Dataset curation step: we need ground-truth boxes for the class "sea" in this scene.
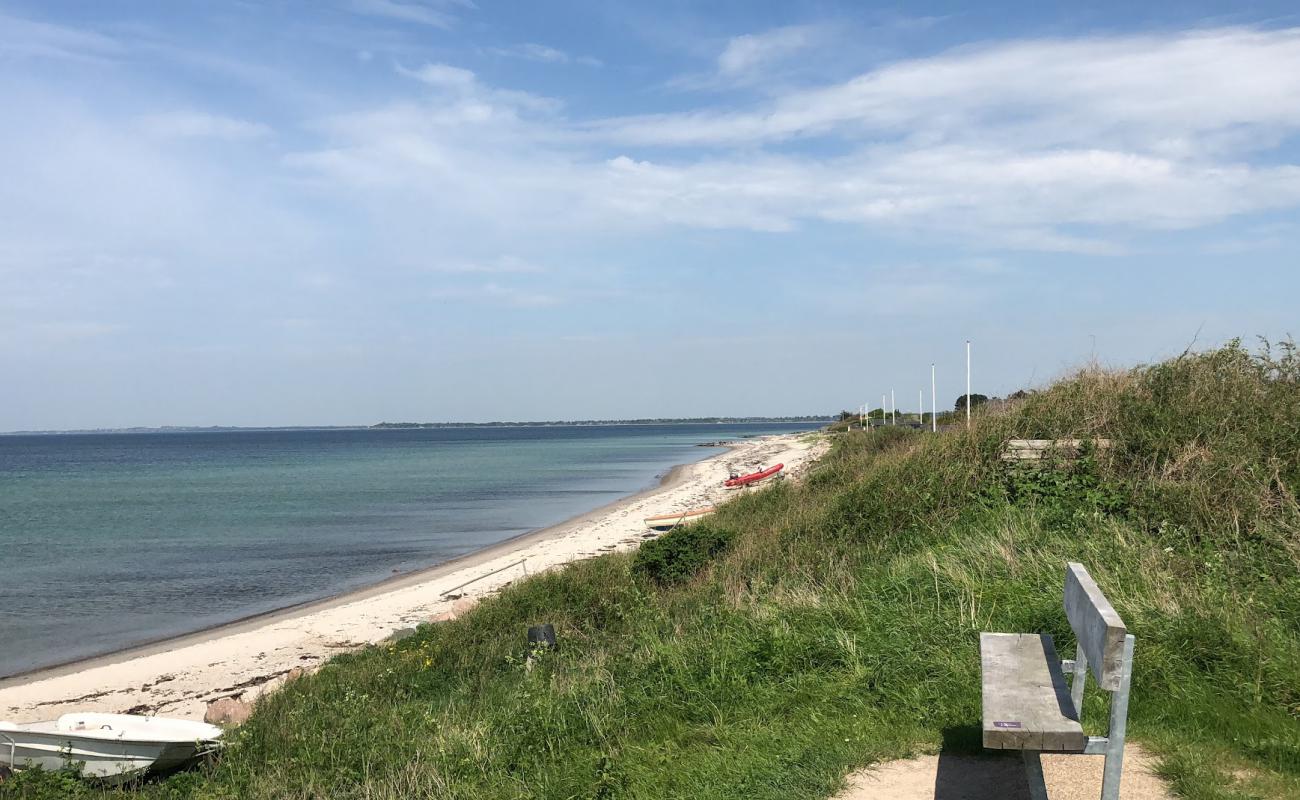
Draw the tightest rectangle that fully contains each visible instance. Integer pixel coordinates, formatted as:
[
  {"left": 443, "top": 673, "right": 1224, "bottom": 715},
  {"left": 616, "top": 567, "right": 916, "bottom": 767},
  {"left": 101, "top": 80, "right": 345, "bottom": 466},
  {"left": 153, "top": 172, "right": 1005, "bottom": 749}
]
[{"left": 0, "top": 422, "right": 822, "bottom": 679}]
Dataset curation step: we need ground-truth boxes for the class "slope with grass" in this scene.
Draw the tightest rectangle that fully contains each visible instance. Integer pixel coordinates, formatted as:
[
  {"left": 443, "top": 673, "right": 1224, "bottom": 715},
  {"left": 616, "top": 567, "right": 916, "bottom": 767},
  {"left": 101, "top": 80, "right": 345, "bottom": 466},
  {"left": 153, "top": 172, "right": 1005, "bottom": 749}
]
[{"left": 4, "top": 341, "right": 1298, "bottom": 800}]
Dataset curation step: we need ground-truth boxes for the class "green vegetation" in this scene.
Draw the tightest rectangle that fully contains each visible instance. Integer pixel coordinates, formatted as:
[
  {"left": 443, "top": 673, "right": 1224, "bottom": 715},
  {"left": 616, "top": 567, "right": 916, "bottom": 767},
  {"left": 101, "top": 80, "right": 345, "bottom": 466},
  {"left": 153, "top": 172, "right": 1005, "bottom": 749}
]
[
  {"left": 5, "top": 340, "right": 1298, "bottom": 799},
  {"left": 631, "top": 520, "right": 737, "bottom": 587}
]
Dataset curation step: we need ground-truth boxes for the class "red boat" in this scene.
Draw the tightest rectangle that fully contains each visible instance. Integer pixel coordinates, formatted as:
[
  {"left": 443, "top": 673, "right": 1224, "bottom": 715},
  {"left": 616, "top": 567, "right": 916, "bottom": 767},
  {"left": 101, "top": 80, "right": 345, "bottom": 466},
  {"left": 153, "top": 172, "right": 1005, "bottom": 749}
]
[{"left": 723, "top": 463, "right": 784, "bottom": 489}]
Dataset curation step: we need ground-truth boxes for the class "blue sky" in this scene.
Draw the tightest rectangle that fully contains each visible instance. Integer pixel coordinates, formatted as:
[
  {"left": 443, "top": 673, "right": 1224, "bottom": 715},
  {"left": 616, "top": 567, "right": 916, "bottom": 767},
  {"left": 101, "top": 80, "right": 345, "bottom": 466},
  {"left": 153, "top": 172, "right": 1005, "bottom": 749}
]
[{"left": 2, "top": 1, "right": 1299, "bottom": 429}]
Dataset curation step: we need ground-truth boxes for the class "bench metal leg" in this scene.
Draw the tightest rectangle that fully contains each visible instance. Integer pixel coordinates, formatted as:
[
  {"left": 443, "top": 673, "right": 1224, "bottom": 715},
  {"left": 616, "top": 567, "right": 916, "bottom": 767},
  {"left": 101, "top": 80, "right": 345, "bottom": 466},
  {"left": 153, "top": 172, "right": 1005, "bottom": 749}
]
[
  {"left": 1021, "top": 750, "right": 1050, "bottom": 800},
  {"left": 1100, "top": 635, "right": 1136, "bottom": 800},
  {"left": 1070, "top": 644, "right": 1088, "bottom": 717}
]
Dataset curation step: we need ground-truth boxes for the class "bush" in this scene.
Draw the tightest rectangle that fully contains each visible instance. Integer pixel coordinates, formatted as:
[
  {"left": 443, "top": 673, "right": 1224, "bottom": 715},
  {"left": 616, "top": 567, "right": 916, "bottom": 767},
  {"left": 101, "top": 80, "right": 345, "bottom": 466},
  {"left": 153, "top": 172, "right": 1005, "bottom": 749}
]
[{"left": 632, "top": 520, "right": 736, "bottom": 586}]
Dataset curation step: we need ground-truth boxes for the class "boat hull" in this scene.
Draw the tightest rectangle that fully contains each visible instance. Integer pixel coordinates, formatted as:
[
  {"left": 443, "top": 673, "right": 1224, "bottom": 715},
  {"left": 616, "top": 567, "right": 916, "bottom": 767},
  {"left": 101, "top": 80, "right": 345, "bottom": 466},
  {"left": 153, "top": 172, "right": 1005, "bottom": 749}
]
[
  {"left": 0, "top": 714, "right": 222, "bottom": 783},
  {"left": 723, "top": 463, "right": 784, "bottom": 489}
]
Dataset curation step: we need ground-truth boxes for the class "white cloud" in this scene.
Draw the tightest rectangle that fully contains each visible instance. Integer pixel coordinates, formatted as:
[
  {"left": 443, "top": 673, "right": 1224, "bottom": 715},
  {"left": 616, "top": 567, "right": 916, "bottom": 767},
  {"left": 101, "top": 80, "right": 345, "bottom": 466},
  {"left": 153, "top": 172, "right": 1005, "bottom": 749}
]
[
  {"left": 9, "top": 16, "right": 1300, "bottom": 322},
  {"left": 487, "top": 43, "right": 602, "bottom": 67},
  {"left": 717, "top": 25, "right": 822, "bottom": 78},
  {"left": 347, "top": 0, "right": 472, "bottom": 29},
  {"left": 283, "top": 22, "right": 1300, "bottom": 249},
  {"left": 601, "top": 27, "right": 1300, "bottom": 150},
  {"left": 0, "top": 12, "right": 121, "bottom": 61},
  {"left": 393, "top": 62, "right": 560, "bottom": 114},
  {"left": 667, "top": 24, "right": 828, "bottom": 91},
  {"left": 399, "top": 62, "right": 477, "bottom": 90},
  {"left": 139, "top": 111, "right": 271, "bottom": 141}
]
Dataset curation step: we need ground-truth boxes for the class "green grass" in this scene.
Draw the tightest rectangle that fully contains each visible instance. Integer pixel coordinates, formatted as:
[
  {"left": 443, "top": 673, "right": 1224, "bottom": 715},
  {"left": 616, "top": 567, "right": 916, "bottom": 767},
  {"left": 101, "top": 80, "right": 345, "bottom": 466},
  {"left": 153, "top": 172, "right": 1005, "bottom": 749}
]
[{"left": 5, "top": 339, "right": 1298, "bottom": 799}]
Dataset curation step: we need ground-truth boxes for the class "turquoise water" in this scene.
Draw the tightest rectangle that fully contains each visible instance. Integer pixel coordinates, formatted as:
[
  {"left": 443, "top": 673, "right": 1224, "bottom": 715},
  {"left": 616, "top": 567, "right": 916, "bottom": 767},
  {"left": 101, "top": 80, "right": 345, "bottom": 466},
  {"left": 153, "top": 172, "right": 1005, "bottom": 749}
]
[{"left": 0, "top": 423, "right": 820, "bottom": 678}]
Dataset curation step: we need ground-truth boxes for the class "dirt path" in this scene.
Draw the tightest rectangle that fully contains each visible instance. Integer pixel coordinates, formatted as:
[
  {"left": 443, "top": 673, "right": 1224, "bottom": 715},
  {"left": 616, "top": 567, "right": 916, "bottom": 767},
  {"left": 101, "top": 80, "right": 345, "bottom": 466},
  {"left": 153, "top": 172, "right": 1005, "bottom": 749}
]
[{"left": 836, "top": 744, "right": 1172, "bottom": 799}]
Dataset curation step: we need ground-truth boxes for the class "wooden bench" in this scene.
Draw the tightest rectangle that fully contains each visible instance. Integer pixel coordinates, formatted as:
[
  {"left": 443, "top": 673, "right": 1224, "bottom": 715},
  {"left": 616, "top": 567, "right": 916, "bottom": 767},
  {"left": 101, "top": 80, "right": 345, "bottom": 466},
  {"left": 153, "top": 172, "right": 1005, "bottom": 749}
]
[
  {"left": 981, "top": 563, "right": 1135, "bottom": 800},
  {"left": 1001, "top": 439, "right": 1113, "bottom": 464}
]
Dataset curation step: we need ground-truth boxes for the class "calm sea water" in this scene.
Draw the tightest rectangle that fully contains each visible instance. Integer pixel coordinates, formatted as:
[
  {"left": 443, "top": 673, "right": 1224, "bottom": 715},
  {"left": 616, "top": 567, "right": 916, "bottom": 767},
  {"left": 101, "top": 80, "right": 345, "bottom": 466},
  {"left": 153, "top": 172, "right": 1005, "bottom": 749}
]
[{"left": 0, "top": 423, "right": 820, "bottom": 678}]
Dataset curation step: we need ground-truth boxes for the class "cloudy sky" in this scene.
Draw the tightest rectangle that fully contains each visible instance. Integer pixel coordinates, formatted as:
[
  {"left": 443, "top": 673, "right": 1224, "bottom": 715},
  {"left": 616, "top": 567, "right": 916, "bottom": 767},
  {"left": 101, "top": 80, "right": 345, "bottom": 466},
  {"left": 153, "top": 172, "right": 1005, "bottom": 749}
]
[{"left": 3, "top": 1, "right": 1298, "bottom": 429}]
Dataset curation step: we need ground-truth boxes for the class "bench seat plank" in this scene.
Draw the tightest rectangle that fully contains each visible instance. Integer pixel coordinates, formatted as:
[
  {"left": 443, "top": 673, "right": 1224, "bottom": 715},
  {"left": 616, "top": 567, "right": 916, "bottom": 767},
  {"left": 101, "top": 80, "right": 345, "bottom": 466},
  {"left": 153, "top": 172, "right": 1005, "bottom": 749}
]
[{"left": 981, "top": 632, "right": 1086, "bottom": 752}]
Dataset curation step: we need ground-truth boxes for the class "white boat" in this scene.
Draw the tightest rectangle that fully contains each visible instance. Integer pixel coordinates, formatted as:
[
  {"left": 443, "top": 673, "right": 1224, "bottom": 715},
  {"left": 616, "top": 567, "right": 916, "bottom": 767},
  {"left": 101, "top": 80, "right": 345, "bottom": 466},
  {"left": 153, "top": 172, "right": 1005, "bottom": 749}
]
[
  {"left": 643, "top": 506, "right": 715, "bottom": 530},
  {"left": 0, "top": 713, "right": 224, "bottom": 783}
]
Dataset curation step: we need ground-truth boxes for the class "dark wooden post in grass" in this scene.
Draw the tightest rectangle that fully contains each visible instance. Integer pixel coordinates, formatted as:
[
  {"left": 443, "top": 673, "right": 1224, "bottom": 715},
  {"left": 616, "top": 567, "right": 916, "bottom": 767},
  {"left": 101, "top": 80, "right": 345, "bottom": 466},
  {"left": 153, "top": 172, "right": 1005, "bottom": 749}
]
[
  {"left": 528, "top": 624, "right": 557, "bottom": 650},
  {"left": 526, "top": 624, "right": 556, "bottom": 672}
]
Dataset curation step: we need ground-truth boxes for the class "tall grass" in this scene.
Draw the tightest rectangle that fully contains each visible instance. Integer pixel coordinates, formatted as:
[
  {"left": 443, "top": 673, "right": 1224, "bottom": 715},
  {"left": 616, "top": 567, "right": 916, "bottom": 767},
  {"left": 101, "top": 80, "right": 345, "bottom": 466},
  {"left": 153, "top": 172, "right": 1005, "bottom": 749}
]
[{"left": 5, "top": 340, "right": 1298, "bottom": 799}]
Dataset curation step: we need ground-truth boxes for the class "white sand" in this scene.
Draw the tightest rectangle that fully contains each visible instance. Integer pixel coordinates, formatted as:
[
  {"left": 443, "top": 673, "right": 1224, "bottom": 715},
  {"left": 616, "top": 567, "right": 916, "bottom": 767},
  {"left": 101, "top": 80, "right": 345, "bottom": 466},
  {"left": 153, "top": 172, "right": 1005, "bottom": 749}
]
[{"left": 0, "top": 432, "right": 827, "bottom": 723}]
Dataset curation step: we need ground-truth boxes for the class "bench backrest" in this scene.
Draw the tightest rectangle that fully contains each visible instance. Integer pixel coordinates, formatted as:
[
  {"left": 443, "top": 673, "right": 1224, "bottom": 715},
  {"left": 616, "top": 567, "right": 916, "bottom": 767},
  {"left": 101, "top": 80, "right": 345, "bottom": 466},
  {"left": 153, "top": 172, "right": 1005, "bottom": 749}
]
[{"left": 1063, "top": 562, "right": 1128, "bottom": 691}]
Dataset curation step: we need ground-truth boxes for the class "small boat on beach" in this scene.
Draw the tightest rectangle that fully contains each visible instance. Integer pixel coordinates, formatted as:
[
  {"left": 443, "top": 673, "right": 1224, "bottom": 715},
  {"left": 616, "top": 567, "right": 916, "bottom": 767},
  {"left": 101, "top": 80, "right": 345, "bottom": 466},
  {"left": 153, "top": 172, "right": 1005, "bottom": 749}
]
[
  {"left": 643, "top": 507, "right": 716, "bottom": 530},
  {"left": 0, "top": 713, "right": 224, "bottom": 783},
  {"left": 723, "top": 463, "right": 783, "bottom": 490}
]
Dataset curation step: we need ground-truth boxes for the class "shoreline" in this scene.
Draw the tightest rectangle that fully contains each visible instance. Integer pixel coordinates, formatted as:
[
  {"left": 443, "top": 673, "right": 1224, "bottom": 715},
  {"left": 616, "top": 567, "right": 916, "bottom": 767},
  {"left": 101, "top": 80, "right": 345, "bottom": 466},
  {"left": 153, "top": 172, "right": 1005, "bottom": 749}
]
[
  {"left": 2, "top": 421, "right": 833, "bottom": 437},
  {"left": 0, "top": 455, "right": 706, "bottom": 688},
  {"left": 0, "top": 432, "right": 828, "bottom": 722}
]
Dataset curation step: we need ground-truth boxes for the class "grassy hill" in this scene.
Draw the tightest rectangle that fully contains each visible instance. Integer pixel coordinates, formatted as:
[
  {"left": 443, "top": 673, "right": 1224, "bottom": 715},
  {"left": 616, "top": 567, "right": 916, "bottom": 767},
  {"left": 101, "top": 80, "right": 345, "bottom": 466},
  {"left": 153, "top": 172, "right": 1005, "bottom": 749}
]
[{"left": 6, "top": 340, "right": 1298, "bottom": 800}]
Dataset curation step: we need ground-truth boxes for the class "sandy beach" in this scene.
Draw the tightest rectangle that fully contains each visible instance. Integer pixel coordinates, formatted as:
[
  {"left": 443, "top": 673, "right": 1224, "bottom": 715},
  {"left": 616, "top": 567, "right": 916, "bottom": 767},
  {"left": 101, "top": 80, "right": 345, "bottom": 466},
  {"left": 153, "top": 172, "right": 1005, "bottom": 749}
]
[{"left": 0, "top": 432, "right": 827, "bottom": 723}]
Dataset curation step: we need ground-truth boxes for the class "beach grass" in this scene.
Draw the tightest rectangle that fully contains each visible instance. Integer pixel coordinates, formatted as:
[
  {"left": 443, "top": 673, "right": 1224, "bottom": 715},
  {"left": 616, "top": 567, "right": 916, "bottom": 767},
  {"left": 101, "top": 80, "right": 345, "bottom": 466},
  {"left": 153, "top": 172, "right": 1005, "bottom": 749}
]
[{"left": 4, "top": 339, "right": 1298, "bottom": 799}]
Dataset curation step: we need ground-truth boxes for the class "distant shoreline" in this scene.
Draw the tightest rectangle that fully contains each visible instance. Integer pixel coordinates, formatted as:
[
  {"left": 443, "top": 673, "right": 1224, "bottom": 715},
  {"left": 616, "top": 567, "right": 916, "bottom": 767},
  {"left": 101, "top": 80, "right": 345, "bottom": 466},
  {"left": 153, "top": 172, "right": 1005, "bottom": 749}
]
[{"left": 1, "top": 418, "right": 833, "bottom": 436}]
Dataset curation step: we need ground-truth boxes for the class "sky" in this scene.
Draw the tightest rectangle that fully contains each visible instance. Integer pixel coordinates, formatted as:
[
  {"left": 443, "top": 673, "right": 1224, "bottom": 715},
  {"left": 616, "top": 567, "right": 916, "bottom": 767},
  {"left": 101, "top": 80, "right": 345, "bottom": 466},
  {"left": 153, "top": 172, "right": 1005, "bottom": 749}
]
[{"left": 2, "top": 1, "right": 1299, "bottom": 429}]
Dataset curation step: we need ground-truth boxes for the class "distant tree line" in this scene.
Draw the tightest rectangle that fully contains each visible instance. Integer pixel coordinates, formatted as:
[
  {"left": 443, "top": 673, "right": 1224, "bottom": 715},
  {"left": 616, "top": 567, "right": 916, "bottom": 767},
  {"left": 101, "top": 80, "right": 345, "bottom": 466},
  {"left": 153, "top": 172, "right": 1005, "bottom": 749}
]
[{"left": 373, "top": 416, "right": 834, "bottom": 429}]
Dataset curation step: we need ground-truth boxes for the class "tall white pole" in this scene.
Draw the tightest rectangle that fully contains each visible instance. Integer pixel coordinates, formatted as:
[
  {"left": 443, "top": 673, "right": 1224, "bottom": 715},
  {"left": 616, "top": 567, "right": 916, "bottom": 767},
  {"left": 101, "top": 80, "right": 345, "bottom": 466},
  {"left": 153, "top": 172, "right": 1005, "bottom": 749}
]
[
  {"left": 930, "top": 363, "right": 937, "bottom": 433},
  {"left": 965, "top": 340, "right": 972, "bottom": 428},
  {"left": 890, "top": 389, "right": 895, "bottom": 425},
  {"left": 919, "top": 389, "right": 923, "bottom": 428},
  {"left": 881, "top": 394, "right": 886, "bottom": 428}
]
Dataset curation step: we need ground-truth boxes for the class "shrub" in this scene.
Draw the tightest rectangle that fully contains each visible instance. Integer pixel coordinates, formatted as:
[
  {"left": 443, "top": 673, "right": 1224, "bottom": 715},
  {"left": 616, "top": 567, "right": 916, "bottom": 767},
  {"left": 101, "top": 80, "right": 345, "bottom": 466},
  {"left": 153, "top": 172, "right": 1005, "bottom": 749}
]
[{"left": 632, "top": 520, "right": 736, "bottom": 586}]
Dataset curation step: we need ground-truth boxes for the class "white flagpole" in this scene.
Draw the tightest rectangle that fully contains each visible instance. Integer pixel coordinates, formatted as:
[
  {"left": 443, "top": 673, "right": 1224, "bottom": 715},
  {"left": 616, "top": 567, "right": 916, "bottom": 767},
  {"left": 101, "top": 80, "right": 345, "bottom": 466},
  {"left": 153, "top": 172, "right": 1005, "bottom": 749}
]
[
  {"left": 881, "top": 394, "right": 886, "bottom": 428},
  {"left": 930, "top": 363, "right": 937, "bottom": 433},
  {"left": 965, "top": 340, "right": 972, "bottom": 428},
  {"left": 919, "top": 389, "right": 923, "bottom": 429},
  {"left": 890, "top": 389, "right": 895, "bottom": 425}
]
